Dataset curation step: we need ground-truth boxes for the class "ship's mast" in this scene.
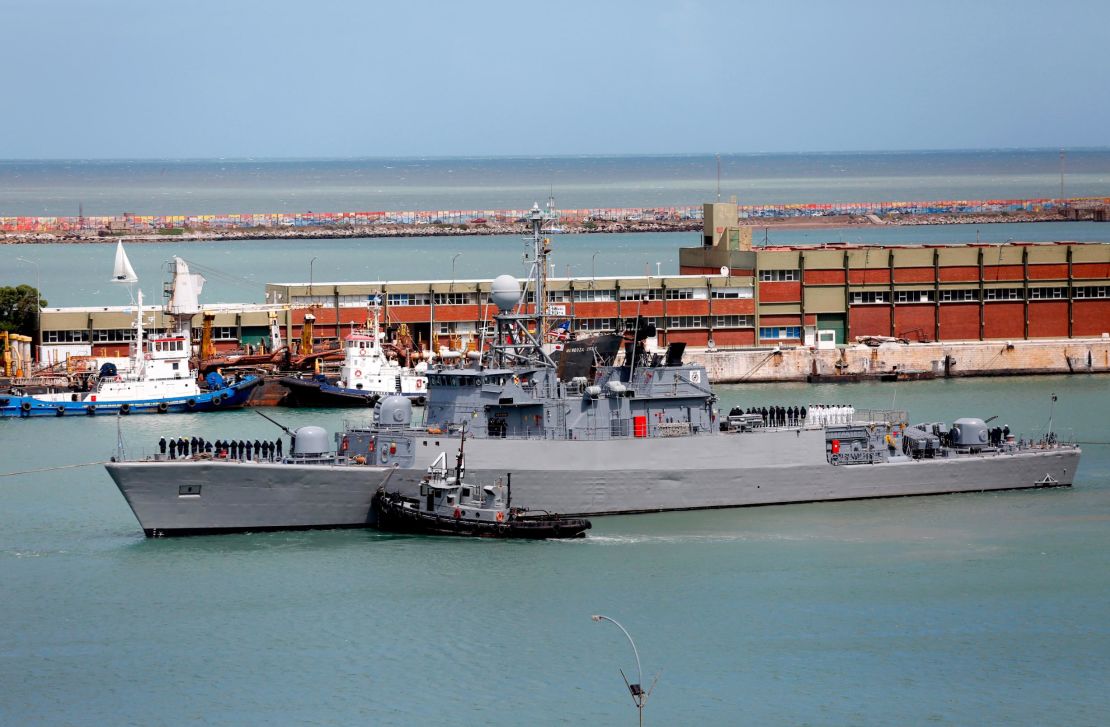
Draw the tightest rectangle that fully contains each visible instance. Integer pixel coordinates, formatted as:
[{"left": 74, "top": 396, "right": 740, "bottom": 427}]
[{"left": 523, "top": 202, "right": 552, "bottom": 339}]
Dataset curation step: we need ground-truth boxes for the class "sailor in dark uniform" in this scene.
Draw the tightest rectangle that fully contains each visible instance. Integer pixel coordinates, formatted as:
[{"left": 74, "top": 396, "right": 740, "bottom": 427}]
[
  {"left": 276, "top": 439, "right": 283, "bottom": 459},
  {"left": 244, "top": 441, "right": 253, "bottom": 461},
  {"left": 253, "top": 440, "right": 262, "bottom": 459},
  {"left": 168, "top": 439, "right": 177, "bottom": 459},
  {"left": 230, "top": 440, "right": 238, "bottom": 459},
  {"left": 159, "top": 437, "right": 167, "bottom": 454}
]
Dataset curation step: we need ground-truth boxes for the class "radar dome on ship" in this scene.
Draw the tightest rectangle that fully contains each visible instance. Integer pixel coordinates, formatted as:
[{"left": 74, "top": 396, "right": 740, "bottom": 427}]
[{"left": 490, "top": 274, "right": 521, "bottom": 312}]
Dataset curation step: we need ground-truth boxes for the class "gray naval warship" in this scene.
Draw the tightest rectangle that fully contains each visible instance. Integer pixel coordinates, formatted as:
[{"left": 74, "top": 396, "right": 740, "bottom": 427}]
[{"left": 105, "top": 205, "right": 1081, "bottom": 536}]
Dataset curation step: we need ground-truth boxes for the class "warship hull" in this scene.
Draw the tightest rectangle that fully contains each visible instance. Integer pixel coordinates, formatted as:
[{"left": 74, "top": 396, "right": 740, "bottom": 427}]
[
  {"left": 106, "top": 460, "right": 397, "bottom": 536},
  {"left": 105, "top": 429, "right": 1080, "bottom": 536}
]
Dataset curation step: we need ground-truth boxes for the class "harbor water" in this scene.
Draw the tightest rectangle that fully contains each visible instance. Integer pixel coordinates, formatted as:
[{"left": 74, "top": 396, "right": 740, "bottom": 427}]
[
  {"left": 3, "top": 222, "right": 1110, "bottom": 308},
  {"left": 2, "top": 375, "right": 1108, "bottom": 725}
]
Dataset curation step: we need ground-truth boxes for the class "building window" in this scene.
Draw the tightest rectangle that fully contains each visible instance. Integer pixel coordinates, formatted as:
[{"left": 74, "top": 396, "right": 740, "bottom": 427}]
[
  {"left": 758, "top": 269, "right": 799, "bottom": 282},
  {"left": 1074, "top": 286, "right": 1109, "bottom": 299},
  {"left": 759, "top": 326, "right": 802, "bottom": 340},
  {"left": 939, "top": 289, "right": 979, "bottom": 302},
  {"left": 893, "top": 290, "right": 935, "bottom": 303},
  {"left": 547, "top": 290, "right": 572, "bottom": 303},
  {"left": 1029, "top": 287, "right": 1067, "bottom": 300},
  {"left": 712, "top": 315, "right": 754, "bottom": 328},
  {"left": 619, "top": 288, "right": 663, "bottom": 301},
  {"left": 849, "top": 291, "right": 890, "bottom": 304},
  {"left": 984, "top": 288, "right": 1023, "bottom": 301},
  {"left": 664, "top": 288, "right": 694, "bottom": 300},
  {"left": 576, "top": 318, "right": 616, "bottom": 332},
  {"left": 666, "top": 316, "right": 703, "bottom": 329},
  {"left": 572, "top": 289, "right": 616, "bottom": 302},
  {"left": 387, "top": 293, "right": 430, "bottom": 306},
  {"left": 711, "top": 287, "right": 753, "bottom": 299},
  {"left": 92, "top": 328, "right": 137, "bottom": 343},
  {"left": 43, "top": 330, "right": 90, "bottom": 343},
  {"left": 434, "top": 292, "right": 476, "bottom": 306}
]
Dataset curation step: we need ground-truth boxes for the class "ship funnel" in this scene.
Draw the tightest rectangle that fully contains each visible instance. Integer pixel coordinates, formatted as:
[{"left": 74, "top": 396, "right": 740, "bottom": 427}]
[
  {"left": 490, "top": 274, "right": 521, "bottom": 312},
  {"left": 167, "top": 257, "right": 205, "bottom": 315}
]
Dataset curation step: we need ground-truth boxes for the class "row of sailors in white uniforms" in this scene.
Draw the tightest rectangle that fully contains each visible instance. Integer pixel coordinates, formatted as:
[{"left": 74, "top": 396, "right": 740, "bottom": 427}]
[{"left": 807, "top": 404, "right": 855, "bottom": 426}]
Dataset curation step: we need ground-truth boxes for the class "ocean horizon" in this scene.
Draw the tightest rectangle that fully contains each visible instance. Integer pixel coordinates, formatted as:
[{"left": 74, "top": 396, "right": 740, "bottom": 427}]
[{"left": 2, "top": 148, "right": 1109, "bottom": 218}]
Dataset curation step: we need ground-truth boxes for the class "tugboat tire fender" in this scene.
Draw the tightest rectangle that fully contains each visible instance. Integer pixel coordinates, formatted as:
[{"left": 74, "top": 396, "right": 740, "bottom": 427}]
[
  {"left": 157, "top": 402, "right": 169, "bottom": 413},
  {"left": 86, "top": 405, "right": 95, "bottom": 415},
  {"left": 186, "top": 399, "right": 197, "bottom": 409},
  {"left": 119, "top": 403, "right": 130, "bottom": 415},
  {"left": 211, "top": 396, "right": 222, "bottom": 407},
  {"left": 56, "top": 405, "right": 66, "bottom": 416},
  {"left": 20, "top": 401, "right": 31, "bottom": 413}
]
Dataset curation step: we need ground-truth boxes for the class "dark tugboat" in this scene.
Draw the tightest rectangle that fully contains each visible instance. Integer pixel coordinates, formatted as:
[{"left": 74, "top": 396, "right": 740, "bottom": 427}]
[{"left": 371, "top": 437, "right": 591, "bottom": 539}]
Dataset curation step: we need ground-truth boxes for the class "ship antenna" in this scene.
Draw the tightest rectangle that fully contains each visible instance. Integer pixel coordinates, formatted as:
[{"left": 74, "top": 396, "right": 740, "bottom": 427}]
[
  {"left": 454, "top": 423, "right": 467, "bottom": 482},
  {"left": 1047, "top": 392, "right": 1057, "bottom": 442}
]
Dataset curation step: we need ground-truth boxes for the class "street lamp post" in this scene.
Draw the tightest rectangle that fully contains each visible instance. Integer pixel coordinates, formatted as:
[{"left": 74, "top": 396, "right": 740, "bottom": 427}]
[
  {"left": 451, "top": 252, "right": 462, "bottom": 282},
  {"left": 591, "top": 614, "right": 657, "bottom": 726},
  {"left": 309, "top": 256, "right": 318, "bottom": 302},
  {"left": 16, "top": 257, "right": 41, "bottom": 365},
  {"left": 592, "top": 250, "right": 600, "bottom": 280}
]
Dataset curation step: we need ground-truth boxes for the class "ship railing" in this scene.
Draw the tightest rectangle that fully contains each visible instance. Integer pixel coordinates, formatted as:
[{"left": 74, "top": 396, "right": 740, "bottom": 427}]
[{"left": 850, "top": 409, "right": 908, "bottom": 426}]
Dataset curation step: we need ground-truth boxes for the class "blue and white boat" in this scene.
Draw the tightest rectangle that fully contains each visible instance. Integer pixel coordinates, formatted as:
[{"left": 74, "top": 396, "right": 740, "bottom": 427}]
[{"left": 1, "top": 244, "right": 259, "bottom": 418}]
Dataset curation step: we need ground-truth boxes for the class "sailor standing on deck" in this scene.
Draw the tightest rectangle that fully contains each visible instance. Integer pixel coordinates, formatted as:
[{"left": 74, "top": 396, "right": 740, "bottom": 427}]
[
  {"left": 276, "top": 439, "right": 283, "bottom": 459},
  {"left": 168, "top": 439, "right": 177, "bottom": 459},
  {"left": 159, "top": 437, "right": 167, "bottom": 455}
]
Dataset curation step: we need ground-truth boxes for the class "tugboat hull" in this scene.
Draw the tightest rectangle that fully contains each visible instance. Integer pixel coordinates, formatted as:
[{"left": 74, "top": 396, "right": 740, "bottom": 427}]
[
  {"left": 1, "top": 376, "right": 261, "bottom": 417},
  {"left": 278, "top": 377, "right": 380, "bottom": 408},
  {"left": 371, "top": 490, "right": 591, "bottom": 539}
]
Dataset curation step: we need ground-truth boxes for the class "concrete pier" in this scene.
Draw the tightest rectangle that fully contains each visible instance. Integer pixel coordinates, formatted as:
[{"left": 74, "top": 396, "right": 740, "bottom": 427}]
[{"left": 689, "top": 337, "right": 1110, "bottom": 383}]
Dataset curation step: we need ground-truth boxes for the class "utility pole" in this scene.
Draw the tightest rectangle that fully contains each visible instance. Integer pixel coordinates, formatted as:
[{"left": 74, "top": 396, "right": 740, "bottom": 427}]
[
  {"left": 1060, "top": 149, "right": 1066, "bottom": 201},
  {"left": 716, "top": 154, "right": 721, "bottom": 202}
]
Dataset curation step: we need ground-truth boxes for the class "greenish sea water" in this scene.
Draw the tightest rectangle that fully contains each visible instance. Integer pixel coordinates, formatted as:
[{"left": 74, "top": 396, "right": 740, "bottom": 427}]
[
  {"left": 2, "top": 221, "right": 1109, "bottom": 308},
  {"left": 2, "top": 375, "right": 1107, "bottom": 725}
]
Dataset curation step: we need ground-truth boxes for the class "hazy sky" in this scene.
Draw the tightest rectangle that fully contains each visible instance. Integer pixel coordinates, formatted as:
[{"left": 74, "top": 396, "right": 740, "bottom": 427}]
[{"left": 2, "top": 0, "right": 1108, "bottom": 159}]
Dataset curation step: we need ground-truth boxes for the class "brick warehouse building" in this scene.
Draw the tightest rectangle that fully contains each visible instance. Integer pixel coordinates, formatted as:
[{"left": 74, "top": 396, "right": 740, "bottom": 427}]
[
  {"left": 33, "top": 202, "right": 1110, "bottom": 363},
  {"left": 680, "top": 202, "right": 1110, "bottom": 345}
]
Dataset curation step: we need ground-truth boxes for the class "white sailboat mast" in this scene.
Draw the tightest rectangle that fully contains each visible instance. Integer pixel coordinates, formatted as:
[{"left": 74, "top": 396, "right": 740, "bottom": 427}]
[
  {"left": 111, "top": 242, "right": 143, "bottom": 375},
  {"left": 133, "top": 288, "right": 145, "bottom": 376}
]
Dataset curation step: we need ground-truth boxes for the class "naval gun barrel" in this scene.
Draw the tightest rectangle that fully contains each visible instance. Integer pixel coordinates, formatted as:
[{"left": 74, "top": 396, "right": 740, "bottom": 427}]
[{"left": 253, "top": 409, "right": 295, "bottom": 437}]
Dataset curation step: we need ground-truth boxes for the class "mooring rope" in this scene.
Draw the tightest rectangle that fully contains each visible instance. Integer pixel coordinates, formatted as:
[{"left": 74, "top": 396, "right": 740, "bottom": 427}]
[{"left": 0, "top": 461, "right": 105, "bottom": 478}]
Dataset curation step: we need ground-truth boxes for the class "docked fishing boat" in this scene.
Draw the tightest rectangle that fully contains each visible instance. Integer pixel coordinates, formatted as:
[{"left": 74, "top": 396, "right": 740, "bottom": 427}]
[
  {"left": 371, "top": 445, "right": 591, "bottom": 539},
  {"left": 279, "top": 299, "right": 427, "bottom": 407},
  {"left": 1, "top": 244, "right": 258, "bottom": 417}
]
